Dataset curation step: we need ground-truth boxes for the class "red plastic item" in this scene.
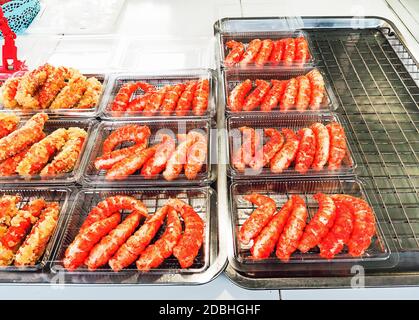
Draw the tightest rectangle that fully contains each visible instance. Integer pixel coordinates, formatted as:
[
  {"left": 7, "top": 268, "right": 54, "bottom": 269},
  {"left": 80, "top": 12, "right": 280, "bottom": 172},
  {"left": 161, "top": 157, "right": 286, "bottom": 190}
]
[{"left": 0, "top": 6, "right": 26, "bottom": 75}]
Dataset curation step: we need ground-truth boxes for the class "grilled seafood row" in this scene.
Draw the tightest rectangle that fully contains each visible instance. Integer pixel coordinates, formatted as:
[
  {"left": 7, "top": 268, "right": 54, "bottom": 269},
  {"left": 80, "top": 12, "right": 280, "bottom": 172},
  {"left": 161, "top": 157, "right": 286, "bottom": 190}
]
[
  {"left": 0, "top": 113, "right": 87, "bottom": 178},
  {"left": 63, "top": 196, "right": 204, "bottom": 272},
  {"left": 111, "top": 79, "right": 210, "bottom": 116},
  {"left": 0, "top": 64, "right": 102, "bottom": 111},
  {"left": 224, "top": 37, "right": 311, "bottom": 67},
  {"left": 94, "top": 124, "right": 208, "bottom": 181},
  {"left": 232, "top": 122, "right": 349, "bottom": 174},
  {"left": 0, "top": 195, "right": 60, "bottom": 266},
  {"left": 228, "top": 69, "right": 325, "bottom": 112},
  {"left": 239, "top": 193, "right": 376, "bottom": 261}
]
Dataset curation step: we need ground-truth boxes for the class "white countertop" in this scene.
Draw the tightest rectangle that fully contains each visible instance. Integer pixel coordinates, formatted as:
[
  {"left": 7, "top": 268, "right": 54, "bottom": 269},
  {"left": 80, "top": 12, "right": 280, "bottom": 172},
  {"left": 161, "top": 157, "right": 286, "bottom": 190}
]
[{"left": 2, "top": 0, "right": 419, "bottom": 300}]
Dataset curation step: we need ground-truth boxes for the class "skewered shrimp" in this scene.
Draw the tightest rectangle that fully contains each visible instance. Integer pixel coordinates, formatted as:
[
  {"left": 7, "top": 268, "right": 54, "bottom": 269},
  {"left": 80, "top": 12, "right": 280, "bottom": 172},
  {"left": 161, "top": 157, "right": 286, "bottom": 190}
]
[
  {"left": 254, "top": 39, "right": 274, "bottom": 66},
  {"left": 242, "top": 79, "right": 271, "bottom": 112},
  {"left": 1, "top": 199, "right": 47, "bottom": 251},
  {"left": 319, "top": 201, "right": 354, "bottom": 259},
  {"left": 228, "top": 79, "right": 252, "bottom": 112},
  {"left": 49, "top": 73, "right": 88, "bottom": 109},
  {"left": 249, "top": 128, "right": 284, "bottom": 170},
  {"left": 295, "top": 128, "right": 316, "bottom": 174},
  {"left": 260, "top": 80, "right": 287, "bottom": 112},
  {"left": 298, "top": 193, "right": 336, "bottom": 253},
  {"left": 136, "top": 206, "right": 182, "bottom": 271},
  {"left": 141, "top": 134, "right": 175, "bottom": 178},
  {"left": 185, "top": 131, "right": 207, "bottom": 180},
  {"left": 276, "top": 195, "right": 308, "bottom": 262},
  {"left": 94, "top": 143, "right": 147, "bottom": 171},
  {"left": 282, "top": 38, "right": 296, "bottom": 66},
  {"left": 80, "top": 195, "right": 148, "bottom": 232},
  {"left": 238, "top": 194, "right": 276, "bottom": 245},
  {"left": 75, "top": 77, "right": 102, "bottom": 109},
  {"left": 280, "top": 78, "right": 298, "bottom": 111},
  {"left": 15, "top": 64, "right": 50, "bottom": 109},
  {"left": 40, "top": 127, "right": 87, "bottom": 177},
  {"left": 310, "top": 122, "right": 330, "bottom": 171},
  {"left": 102, "top": 125, "right": 151, "bottom": 154},
  {"left": 1, "top": 77, "right": 21, "bottom": 109},
  {"left": 326, "top": 122, "right": 347, "bottom": 170},
  {"left": 225, "top": 40, "right": 245, "bottom": 67},
  {"left": 0, "top": 113, "right": 19, "bottom": 138},
  {"left": 306, "top": 69, "right": 325, "bottom": 110},
  {"left": 111, "top": 82, "right": 142, "bottom": 111},
  {"left": 16, "top": 128, "right": 68, "bottom": 176},
  {"left": 175, "top": 81, "right": 197, "bottom": 116},
  {"left": 143, "top": 86, "right": 169, "bottom": 116},
  {"left": 240, "top": 39, "right": 262, "bottom": 65},
  {"left": 14, "top": 202, "right": 59, "bottom": 266},
  {"left": 295, "top": 37, "right": 310, "bottom": 63},
  {"left": 270, "top": 128, "right": 299, "bottom": 173},
  {"left": 63, "top": 213, "right": 121, "bottom": 271},
  {"left": 109, "top": 205, "right": 168, "bottom": 271},
  {"left": 269, "top": 39, "right": 286, "bottom": 64},
  {"left": 192, "top": 79, "right": 209, "bottom": 116},
  {"left": 163, "top": 133, "right": 195, "bottom": 181},
  {"left": 37, "top": 66, "right": 67, "bottom": 109},
  {"left": 85, "top": 210, "right": 144, "bottom": 270},
  {"left": 160, "top": 83, "right": 186, "bottom": 115},
  {"left": 0, "top": 113, "right": 48, "bottom": 162},
  {"left": 0, "top": 195, "right": 21, "bottom": 226},
  {"left": 331, "top": 195, "right": 375, "bottom": 257},
  {"left": 251, "top": 197, "right": 294, "bottom": 259},
  {"left": 105, "top": 145, "right": 157, "bottom": 180},
  {"left": 295, "top": 76, "right": 311, "bottom": 111},
  {"left": 168, "top": 199, "right": 204, "bottom": 269}
]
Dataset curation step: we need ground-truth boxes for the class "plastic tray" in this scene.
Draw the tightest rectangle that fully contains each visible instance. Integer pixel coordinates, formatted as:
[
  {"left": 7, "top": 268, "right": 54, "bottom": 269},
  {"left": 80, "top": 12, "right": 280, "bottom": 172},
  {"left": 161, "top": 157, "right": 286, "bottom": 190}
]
[
  {"left": 228, "top": 178, "right": 391, "bottom": 273},
  {"left": 0, "top": 73, "right": 108, "bottom": 118},
  {"left": 222, "top": 66, "right": 337, "bottom": 114},
  {"left": 0, "top": 186, "right": 73, "bottom": 272},
  {"left": 0, "top": 119, "right": 95, "bottom": 185},
  {"left": 218, "top": 30, "right": 315, "bottom": 69},
  {"left": 100, "top": 69, "right": 217, "bottom": 120},
  {"left": 51, "top": 187, "right": 214, "bottom": 276},
  {"left": 81, "top": 119, "right": 215, "bottom": 186},
  {"left": 226, "top": 113, "right": 356, "bottom": 179}
]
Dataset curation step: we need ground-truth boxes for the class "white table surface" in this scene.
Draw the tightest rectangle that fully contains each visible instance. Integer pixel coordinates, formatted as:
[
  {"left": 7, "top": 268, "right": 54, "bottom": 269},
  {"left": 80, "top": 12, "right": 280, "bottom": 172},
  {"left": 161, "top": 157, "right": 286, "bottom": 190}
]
[{"left": 2, "top": 0, "right": 419, "bottom": 300}]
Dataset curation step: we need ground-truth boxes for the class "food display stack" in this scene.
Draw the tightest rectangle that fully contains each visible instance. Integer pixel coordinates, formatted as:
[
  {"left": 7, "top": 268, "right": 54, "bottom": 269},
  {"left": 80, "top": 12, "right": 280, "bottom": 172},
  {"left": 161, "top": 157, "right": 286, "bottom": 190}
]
[{"left": 216, "top": 28, "right": 391, "bottom": 278}]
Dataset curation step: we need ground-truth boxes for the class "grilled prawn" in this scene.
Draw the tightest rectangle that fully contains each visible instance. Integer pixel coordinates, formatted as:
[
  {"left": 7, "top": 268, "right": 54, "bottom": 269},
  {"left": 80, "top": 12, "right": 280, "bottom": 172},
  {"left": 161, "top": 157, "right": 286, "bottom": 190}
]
[
  {"left": 254, "top": 39, "right": 274, "bottom": 66},
  {"left": 295, "top": 37, "right": 310, "bottom": 63},
  {"left": 111, "top": 82, "right": 142, "bottom": 111},
  {"left": 141, "top": 134, "right": 176, "bottom": 178},
  {"left": 295, "top": 76, "right": 311, "bottom": 111},
  {"left": 306, "top": 69, "right": 325, "bottom": 110},
  {"left": 228, "top": 79, "right": 252, "bottom": 112},
  {"left": 326, "top": 122, "right": 347, "bottom": 170},
  {"left": 269, "top": 39, "right": 286, "bottom": 64},
  {"left": 249, "top": 128, "right": 284, "bottom": 170},
  {"left": 310, "top": 122, "right": 330, "bottom": 171},
  {"left": 163, "top": 132, "right": 195, "bottom": 181},
  {"left": 260, "top": 80, "right": 287, "bottom": 112},
  {"left": 242, "top": 79, "right": 271, "bottom": 112},
  {"left": 94, "top": 143, "right": 147, "bottom": 171},
  {"left": 295, "top": 128, "right": 316, "bottom": 174},
  {"left": 185, "top": 131, "right": 207, "bottom": 180},
  {"left": 143, "top": 86, "right": 169, "bottom": 116},
  {"left": 225, "top": 40, "right": 245, "bottom": 67},
  {"left": 102, "top": 125, "right": 151, "bottom": 155},
  {"left": 192, "top": 79, "right": 209, "bottom": 116},
  {"left": 160, "top": 83, "right": 186, "bottom": 115},
  {"left": 280, "top": 78, "right": 298, "bottom": 111},
  {"left": 270, "top": 128, "right": 299, "bottom": 173},
  {"left": 240, "top": 39, "right": 262, "bottom": 65},
  {"left": 282, "top": 38, "right": 296, "bottom": 66},
  {"left": 176, "top": 81, "right": 197, "bottom": 116}
]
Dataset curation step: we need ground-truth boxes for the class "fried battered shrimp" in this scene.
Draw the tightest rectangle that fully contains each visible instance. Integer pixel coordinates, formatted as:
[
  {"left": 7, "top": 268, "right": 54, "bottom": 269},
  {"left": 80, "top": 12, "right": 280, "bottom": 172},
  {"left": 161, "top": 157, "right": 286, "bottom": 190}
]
[
  {"left": 49, "top": 73, "right": 88, "bottom": 109},
  {"left": 14, "top": 202, "right": 59, "bottom": 266},
  {"left": 0, "top": 113, "right": 20, "bottom": 138},
  {"left": 1, "top": 77, "right": 22, "bottom": 109},
  {"left": 0, "top": 195, "right": 21, "bottom": 226},
  {"left": 16, "top": 128, "right": 68, "bottom": 176},
  {"left": 75, "top": 77, "right": 102, "bottom": 109},
  {"left": 40, "top": 127, "right": 87, "bottom": 177},
  {"left": 15, "top": 64, "right": 50, "bottom": 109},
  {"left": 37, "top": 66, "right": 67, "bottom": 109}
]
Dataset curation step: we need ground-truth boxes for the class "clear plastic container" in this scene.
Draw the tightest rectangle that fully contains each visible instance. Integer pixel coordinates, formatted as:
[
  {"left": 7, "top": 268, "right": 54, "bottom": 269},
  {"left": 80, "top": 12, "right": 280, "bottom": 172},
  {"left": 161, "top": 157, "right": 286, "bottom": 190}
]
[
  {"left": 222, "top": 66, "right": 337, "bottom": 114},
  {"left": 0, "top": 72, "right": 108, "bottom": 118},
  {"left": 226, "top": 113, "right": 356, "bottom": 179},
  {"left": 51, "top": 187, "right": 215, "bottom": 276},
  {"left": 0, "top": 119, "right": 96, "bottom": 185},
  {"left": 218, "top": 30, "right": 315, "bottom": 69},
  {"left": 228, "top": 178, "right": 391, "bottom": 273},
  {"left": 0, "top": 186, "right": 73, "bottom": 272},
  {"left": 100, "top": 69, "right": 217, "bottom": 120},
  {"left": 81, "top": 119, "right": 215, "bottom": 186}
]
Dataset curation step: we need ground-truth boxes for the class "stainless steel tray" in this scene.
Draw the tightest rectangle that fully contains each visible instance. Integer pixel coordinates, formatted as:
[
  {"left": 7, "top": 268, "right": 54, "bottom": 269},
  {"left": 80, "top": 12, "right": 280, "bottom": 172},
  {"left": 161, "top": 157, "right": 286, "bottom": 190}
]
[
  {"left": 81, "top": 119, "right": 216, "bottom": 186},
  {"left": 216, "top": 16, "right": 419, "bottom": 289},
  {"left": 0, "top": 73, "right": 108, "bottom": 119},
  {"left": 0, "top": 119, "right": 96, "bottom": 185},
  {"left": 100, "top": 69, "right": 217, "bottom": 120},
  {"left": 226, "top": 112, "right": 356, "bottom": 178},
  {"left": 222, "top": 67, "right": 337, "bottom": 114}
]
